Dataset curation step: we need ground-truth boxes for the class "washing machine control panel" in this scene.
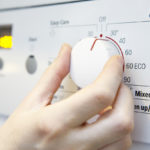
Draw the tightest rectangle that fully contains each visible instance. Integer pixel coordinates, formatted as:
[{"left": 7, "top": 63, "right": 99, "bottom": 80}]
[{"left": 0, "top": 0, "right": 150, "bottom": 149}]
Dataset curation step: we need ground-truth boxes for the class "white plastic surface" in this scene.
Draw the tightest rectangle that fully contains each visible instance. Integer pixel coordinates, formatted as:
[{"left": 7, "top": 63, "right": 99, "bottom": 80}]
[
  {"left": 0, "top": 0, "right": 84, "bottom": 9},
  {"left": 70, "top": 37, "right": 121, "bottom": 88}
]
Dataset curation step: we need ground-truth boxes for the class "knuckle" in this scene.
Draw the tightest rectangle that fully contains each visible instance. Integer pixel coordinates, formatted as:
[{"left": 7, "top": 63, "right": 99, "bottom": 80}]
[
  {"left": 38, "top": 117, "right": 66, "bottom": 138},
  {"left": 114, "top": 114, "right": 134, "bottom": 135},
  {"left": 93, "top": 87, "right": 115, "bottom": 107}
]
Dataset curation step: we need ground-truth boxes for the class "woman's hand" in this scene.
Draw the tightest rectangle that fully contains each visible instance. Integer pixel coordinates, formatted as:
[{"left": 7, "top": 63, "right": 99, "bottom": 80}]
[{"left": 0, "top": 44, "right": 134, "bottom": 150}]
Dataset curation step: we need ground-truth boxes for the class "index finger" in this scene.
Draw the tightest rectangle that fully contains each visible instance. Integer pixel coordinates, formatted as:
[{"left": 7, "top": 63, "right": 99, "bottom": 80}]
[
  {"left": 46, "top": 55, "right": 124, "bottom": 127},
  {"left": 19, "top": 44, "right": 72, "bottom": 111}
]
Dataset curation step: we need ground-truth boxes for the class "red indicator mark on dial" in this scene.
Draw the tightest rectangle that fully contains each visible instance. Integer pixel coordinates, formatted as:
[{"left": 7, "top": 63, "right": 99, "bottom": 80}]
[
  {"left": 90, "top": 35, "right": 108, "bottom": 51},
  {"left": 90, "top": 39, "right": 99, "bottom": 51},
  {"left": 100, "top": 34, "right": 103, "bottom": 38}
]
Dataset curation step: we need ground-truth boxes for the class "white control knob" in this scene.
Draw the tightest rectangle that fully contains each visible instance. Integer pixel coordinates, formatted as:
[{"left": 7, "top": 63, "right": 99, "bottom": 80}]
[{"left": 70, "top": 35, "right": 124, "bottom": 88}]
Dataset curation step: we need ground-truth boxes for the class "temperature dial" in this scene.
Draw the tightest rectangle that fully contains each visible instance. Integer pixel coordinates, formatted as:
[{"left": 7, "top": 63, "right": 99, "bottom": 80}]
[{"left": 70, "top": 35, "right": 124, "bottom": 88}]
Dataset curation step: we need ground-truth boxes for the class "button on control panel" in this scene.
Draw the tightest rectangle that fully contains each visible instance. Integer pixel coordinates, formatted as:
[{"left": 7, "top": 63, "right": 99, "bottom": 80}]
[
  {"left": 26, "top": 55, "right": 37, "bottom": 74},
  {"left": 0, "top": 58, "right": 3, "bottom": 70}
]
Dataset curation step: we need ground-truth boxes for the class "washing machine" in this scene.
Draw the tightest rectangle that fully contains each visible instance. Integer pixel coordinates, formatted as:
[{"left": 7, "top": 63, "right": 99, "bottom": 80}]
[{"left": 0, "top": 0, "right": 150, "bottom": 149}]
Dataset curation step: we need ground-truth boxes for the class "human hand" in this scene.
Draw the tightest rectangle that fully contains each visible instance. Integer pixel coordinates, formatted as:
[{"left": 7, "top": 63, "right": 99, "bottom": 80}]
[{"left": 0, "top": 44, "right": 134, "bottom": 150}]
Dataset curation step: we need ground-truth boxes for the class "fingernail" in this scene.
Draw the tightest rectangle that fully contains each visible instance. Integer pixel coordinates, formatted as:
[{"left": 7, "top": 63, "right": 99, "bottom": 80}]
[
  {"left": 117, "top": 55, "right": 125, "bottom": 72},
  {"left": 62, "top": 43, "right": 72, "bottom": 50},
  {"left": 59, "top": 43, "right": 72, "bottom": 55},
  {"left": 117, "top": 55, "right": 124, "bottom": 64}
]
